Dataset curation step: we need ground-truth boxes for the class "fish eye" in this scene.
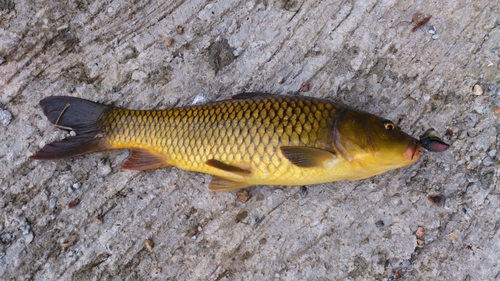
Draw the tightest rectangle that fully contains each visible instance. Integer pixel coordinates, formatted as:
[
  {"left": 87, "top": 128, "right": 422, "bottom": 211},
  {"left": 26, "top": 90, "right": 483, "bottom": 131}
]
[{"left": 384, "top": 122, "right": 395, "bottom": 131}]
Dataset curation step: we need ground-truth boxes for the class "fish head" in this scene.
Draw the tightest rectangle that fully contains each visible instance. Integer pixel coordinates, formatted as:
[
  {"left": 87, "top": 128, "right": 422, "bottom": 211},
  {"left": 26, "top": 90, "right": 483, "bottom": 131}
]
[{"left": 334, "top": 109, "right": 421, "bottom": 174}]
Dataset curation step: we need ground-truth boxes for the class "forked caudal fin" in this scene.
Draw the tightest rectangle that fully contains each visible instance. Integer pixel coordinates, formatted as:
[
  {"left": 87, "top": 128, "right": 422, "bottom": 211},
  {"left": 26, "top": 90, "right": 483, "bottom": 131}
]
[{"left": 30, "top": 96, "right": 110, "bottom": 160}]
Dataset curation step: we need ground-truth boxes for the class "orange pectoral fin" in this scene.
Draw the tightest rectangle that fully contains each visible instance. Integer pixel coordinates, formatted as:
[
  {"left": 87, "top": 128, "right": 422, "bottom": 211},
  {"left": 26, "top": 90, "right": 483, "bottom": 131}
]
[
  {"left": 280, "top": 146, "right": 337, "bottom": 167},
  {"left": 122, "top": 148, "right": 169, "bottom": 170}
]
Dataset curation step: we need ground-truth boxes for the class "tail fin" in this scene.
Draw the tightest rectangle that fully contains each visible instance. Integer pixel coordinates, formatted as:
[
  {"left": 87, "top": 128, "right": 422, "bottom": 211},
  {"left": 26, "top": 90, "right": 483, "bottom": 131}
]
[{"left": 31, "top": 96, "right": 111, "bottom": 160}]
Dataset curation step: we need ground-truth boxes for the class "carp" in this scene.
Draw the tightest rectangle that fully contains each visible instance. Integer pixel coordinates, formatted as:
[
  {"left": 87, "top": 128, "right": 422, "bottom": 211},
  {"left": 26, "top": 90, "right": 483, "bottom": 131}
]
[{"left": 31, "top": 93, "right": 423, "bottom": 191}]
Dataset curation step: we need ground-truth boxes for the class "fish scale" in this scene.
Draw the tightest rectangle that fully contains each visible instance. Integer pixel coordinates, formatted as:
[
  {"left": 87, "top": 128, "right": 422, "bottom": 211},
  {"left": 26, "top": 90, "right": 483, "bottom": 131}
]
[
  {"left": 101, "top": 96, "right": 336, "bottom": 185},
  {"left": 31, "top": 93, "right": 422, "bottom": 191}
]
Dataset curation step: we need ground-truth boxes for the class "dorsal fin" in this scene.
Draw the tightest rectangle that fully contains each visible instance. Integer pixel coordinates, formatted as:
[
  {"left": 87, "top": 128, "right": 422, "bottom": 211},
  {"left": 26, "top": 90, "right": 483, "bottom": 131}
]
[
  {"left": 230, "top": 92, "right": 276, "bottom": 100},
  {"left": 122, "top": 148, "right": 169, "bottom": 170},
  {"left": 280, "top": 146, "right": 336, "bottom": 168}
]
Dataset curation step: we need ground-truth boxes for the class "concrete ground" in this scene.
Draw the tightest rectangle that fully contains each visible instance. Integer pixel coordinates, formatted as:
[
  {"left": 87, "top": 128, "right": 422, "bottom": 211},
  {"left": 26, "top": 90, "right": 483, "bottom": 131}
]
[{"left": 1, "top": 0, "right": 499, "bottom": 280}]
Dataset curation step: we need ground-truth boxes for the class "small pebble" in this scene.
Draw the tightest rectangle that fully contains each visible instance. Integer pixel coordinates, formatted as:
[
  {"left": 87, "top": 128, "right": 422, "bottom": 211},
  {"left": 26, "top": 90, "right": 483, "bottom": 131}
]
[
  {"left": 20, "top": 223, "right": 30, "bottom": 235},
  {"left": 488, "top": 149, "right": 497, "bottom": 157},
  {"left": 191, "top": 94, "right": 207, "bottom": 105},
  {"left": 233, "top": 46, "right": 244, "bottom": 57},
  {"left": 415, "top": 226, "right": 425, "bottom": 238},
  {"left": 375, "top": 220, "right": 385, "bottom": 227},
  {"left": 431, "top": 34, "right": 440, "bottom": 40},
  {"left": 21, "top": 232, "right": 37, "bottom": 243},
  {"left": 0, "top": 108, "right": 12, "bottom": 126},
  {"left": 72, "top": 183, "right": 81, "bottom": 189},
  {"left": 412, "top": 12, "right": 424, "bottom": 23},
  {"left": 450, "top": 233, "right": 457, "bottom": 241},
  {"left": 167, "top": 37, "right": 174, "bottom": 46},
  {"left": 250, "top": 215, "right": 260, "bottom": 226},
  {"left": 482, "top": 156, "right": 493, "bottom": 166},
  {"left": 235, "top": 211, "right": 248, "bottom": 223},
  {"left": 311, "top": 46, "right": 321, "bottom": 53},
  {"left": 0, "top": 57, "right": 5, "bottom": 65},
  {"left": 259, "top": 238, "right": 267, "bottom": 245},
  {"left": 67, "top": 198, "right": 80, "bottom": 209},
  {"left": 49, "top": 197, "right": 58, "bottom": 209},
  {"left": 300, "top": 82, "right": 310, "bottom": 92},
  {"left": 61, "top": 234, "right": 78, "bottom": 248},
  {"left": 236, "top": 190, "right": 250, "bottom": 203},
  {"left": 428, "top": 194, "right": 445, "bottom": 206},
  {"left": 488, "top": 84, "right": 498, "bottom": 92},
  {"left": 428, "top": 25, "right": 436, "bottom": 34},
  {"left": 0, "top": 252, "right": 5, "bottom": 259},
  {"left": 145, "top": 239, "right": 154, "bottom": 252},
  {"left": 99, "top": 162, "right": 111, "bottom": 176},
  {"left": 93, "top": 215, "right": 103, "bottom": 224},
  {"left": 417, "top": 239, "right": 425, "bottom": 246},
  {"left": 176, "top": 25, "right": 184, "bottom": 35},
  {"left": 300, "top": 186, "right": 308, "bottom": 197},
  {"left": 494, "top": 106, "right": 500, "bottom": 115},
  {"left": 473, "top": 84, "right": 483, "bottom": 95},
  {"left": 69, "top": 234, "right": 78, "bottom": 243},
  {"left": 66, "top": 86, "right": 75, "bottom": 93}
]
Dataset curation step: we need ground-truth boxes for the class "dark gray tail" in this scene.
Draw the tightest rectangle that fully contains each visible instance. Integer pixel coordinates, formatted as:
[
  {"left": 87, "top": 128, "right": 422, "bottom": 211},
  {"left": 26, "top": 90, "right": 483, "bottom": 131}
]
[{"left": 30, "top": 96, "right": 110, "bottom": 160}]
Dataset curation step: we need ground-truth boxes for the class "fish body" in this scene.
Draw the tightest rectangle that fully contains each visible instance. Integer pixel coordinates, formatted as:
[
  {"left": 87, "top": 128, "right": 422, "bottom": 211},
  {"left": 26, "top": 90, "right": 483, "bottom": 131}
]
[{"left": 31, "top": 93, "right": 421, "bottom": 191}]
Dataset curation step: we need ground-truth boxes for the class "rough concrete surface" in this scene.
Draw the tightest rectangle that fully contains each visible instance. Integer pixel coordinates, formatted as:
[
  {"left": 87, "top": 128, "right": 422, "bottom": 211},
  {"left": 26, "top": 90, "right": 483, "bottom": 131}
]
[{"left": 1, "top": 0, "right": 499, "bottom": 280}]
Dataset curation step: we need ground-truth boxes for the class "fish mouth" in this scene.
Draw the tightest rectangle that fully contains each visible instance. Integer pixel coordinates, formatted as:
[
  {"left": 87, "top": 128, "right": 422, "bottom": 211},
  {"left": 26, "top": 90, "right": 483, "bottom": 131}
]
[{"left": 404, "top": 139, "right": 422, "bottom": 161}]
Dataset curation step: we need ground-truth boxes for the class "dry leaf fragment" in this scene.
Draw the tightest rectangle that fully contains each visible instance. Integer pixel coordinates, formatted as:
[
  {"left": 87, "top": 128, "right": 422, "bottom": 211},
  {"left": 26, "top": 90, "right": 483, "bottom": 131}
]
[
  {"left": 67, "top": 198, "right": 80, "bottom": 209},
  {"left": 428, "top": 194, "right": 445, "bottom": 206},
  {"left": 415, "top": 226, "right": 425, "bottom": 238},
  {"left": 93, "top": 215, "right": 103, "bottom": 224},
  {"left": 176, "top": 25, "right": 184, "bottom": 35},
  {"left": 236, "top": 190, "right": 250, "bottom": 203},
  {"left": 145, "top": 239, "right": 154, "bottom": 252}
]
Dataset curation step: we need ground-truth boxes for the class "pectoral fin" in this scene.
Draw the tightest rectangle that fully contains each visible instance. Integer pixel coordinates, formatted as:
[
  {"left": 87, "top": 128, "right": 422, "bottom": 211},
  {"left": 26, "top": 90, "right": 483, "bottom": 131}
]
[
  {"left": 280, "top": 146, "right": 336, "bottom": 168},
  {"left": 209, "top": 176, "right": 250, "bottom": 192},
  {"left": 122, "top": 148, "right": 169, "bottom": 170}
]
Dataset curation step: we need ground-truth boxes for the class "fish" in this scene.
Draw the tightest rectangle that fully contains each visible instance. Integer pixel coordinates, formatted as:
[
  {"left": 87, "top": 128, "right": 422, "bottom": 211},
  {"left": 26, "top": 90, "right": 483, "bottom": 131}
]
[{"left": 30, "top": 93, "right": 422, "bottom": 191}]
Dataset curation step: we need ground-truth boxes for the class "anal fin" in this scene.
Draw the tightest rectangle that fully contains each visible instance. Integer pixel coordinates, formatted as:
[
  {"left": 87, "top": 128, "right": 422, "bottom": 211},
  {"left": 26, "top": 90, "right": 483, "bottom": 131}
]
[
  {"left": 209, "top": 176, "right": 250, "bottom": 192},
  {"left": 122, "top": 148, "right": 169, "bottom": 170}
]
